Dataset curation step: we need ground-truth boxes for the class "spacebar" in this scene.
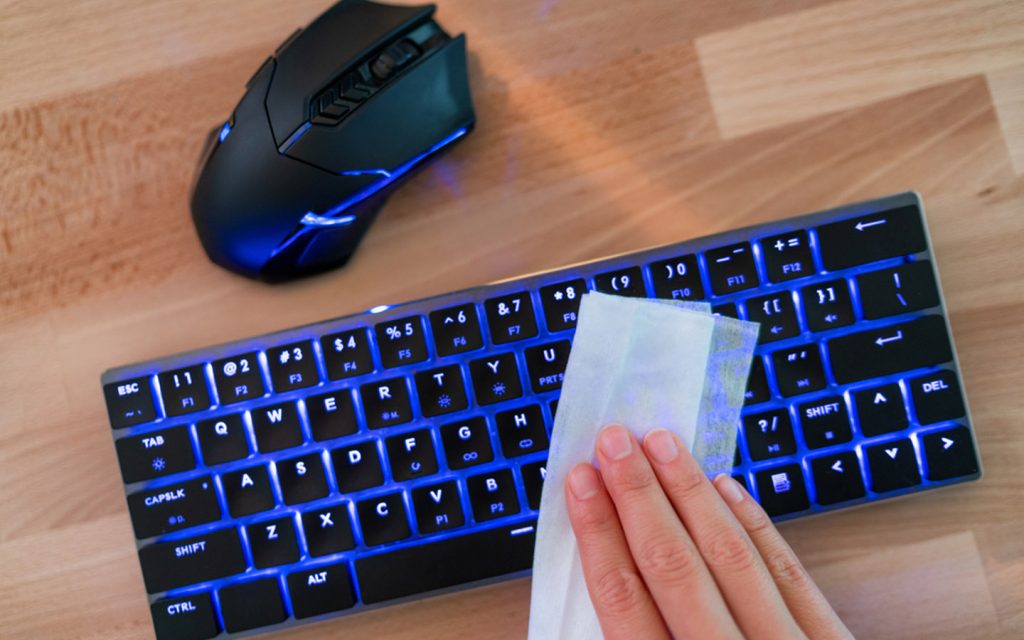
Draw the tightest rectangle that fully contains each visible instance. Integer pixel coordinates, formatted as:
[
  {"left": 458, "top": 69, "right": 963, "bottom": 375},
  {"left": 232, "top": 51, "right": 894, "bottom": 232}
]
[{"left": 355, "top": 520, "right": 537, "bottom": 604}]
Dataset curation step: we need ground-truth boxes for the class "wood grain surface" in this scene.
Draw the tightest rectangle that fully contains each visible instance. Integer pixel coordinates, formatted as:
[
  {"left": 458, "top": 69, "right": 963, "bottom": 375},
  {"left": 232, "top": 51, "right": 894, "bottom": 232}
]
[{"left": 1, "top": 1, "right": 1022, "bottom": 638}]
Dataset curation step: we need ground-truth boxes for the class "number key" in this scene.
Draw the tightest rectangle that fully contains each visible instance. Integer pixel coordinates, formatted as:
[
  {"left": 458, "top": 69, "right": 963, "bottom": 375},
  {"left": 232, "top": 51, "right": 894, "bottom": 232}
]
[
  {"left": 212, "top": 354, "right": 264, "bottom": 404},
  {"left": 375, "top": 316, "right": 429, "bottom": 368},
  {"left": 320, "top": 328, "right": 374, "bottom": 379},
  {"left": 267, "top": 341, "right": 319, "bottom": 392},
  {"left": 485, "top": 292, "right": 538, "bottom": 344},
  {"left": 594, "top": 266, "right": 645, "bottom": 297},
  {"left": 539, "top": 279, "right": 586, "bottom": 332},
  {"left": 430, "top": 304, "right": 484, "bottom": 356},
  {"left": 159, "top": 365, "right": 211, "bottom": 416},
  {"left": 648, "top": 254, "right": 704, "bottom": 301}
]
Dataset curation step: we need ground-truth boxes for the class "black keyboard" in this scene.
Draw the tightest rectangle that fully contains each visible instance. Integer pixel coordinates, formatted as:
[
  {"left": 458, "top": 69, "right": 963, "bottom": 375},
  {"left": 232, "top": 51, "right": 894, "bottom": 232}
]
[{"left": 101, "top": 192, "right": 979, "bottom": 639}]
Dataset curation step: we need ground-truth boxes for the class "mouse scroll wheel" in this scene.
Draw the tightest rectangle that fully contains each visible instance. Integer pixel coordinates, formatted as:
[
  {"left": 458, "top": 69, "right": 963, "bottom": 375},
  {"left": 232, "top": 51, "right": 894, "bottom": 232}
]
[{"left": 370, "top": 40, "right": 421, "bottom": 81}]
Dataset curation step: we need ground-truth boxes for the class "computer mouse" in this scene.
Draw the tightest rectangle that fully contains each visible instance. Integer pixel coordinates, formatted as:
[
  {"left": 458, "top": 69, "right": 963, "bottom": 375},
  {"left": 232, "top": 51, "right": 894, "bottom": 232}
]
[{"left": 190, "top": 0, "right": 475, "bottom": 282}]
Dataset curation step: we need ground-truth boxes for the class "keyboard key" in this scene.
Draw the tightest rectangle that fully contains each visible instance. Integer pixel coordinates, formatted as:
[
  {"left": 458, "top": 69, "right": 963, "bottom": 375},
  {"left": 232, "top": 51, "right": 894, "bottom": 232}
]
[
  {"left": 247, "top": 516, "right": 299, "bottom": 568},
  {"left": 770, "top": 345, "right": 826, "bottom": 397},
  {"left": 595, "top": 266, "right": 645, "bottom": 297},
  {"left": 355, "top": 520, "right": 536, "bottom": 604},
  {"left": 430, "top": 303, "right": 484, "bottom": 356},
  {"left": 321, "top": 328, "right": 374, "bottom": 379},
  {"left": 853, "top": 383, "right": 908, "bottom": 436},
  {"left": 139, "top": 527, "right": 247, "bottom": 593},
  {"left": 909, "top": 370, "right": 966, "bottom": 425},
  {"left": 801, "top": 279, "right": 855, "bottom": 332},
  {"left": 385, "top": 429, "right": 438, "bottom": 481},
  {"left": 539, "top": 279, "right": 586, "bottom": 332},
  {"left": 648, "top": 254, "right": 704, "bottom": 300},
  {"left": 127, "top": 476, "right": 220, "bottom": 539},
  {"left": 440, "top": 417, "right": 494, "bottom": 469},
  {"left": 116, "top": 426, "right": 195, "bottom": 483},
  {"left": 412, "top": 480, "right": 465, "bottom": 533},
  {"left": 159, "top": 365, "right": 211, "bottom": 417},
  {"left": 151, "top": 593, "right": 218, "bottom": 640},
  {"left": 754, "top": 464, "right": 809, "bottom": 517},
  {"left": 469, "top": 352, "right": 523, "bottom": 405},
  {"left": 415, "top": 364, "right": 468, "bottom": 417},
  {"left": 712, "top": 302, "right": 738, "bottom": 318},
  {"left": 521, "top": 461, "right": 547, "bottom": 510},
  {"left": 357, "top": 493, "right": 411, "bottom": 545},
  {"left": 524, "top": 341, "right": 571, "bottom": 393},
  {"left": 857, "top": 261, "right": 939, "bottom": 319},
  {"left": 302, "top": 504, "right": 355, "bottom": 556},
  {"left": 306, "top": 390, "right": 358, "bottom": 441},
  {"left": 196, "top": 414, "right": 249, "bottom": 465},
  {"left": 828, "top": 316, "right": 952, "bottom": 384},
  {"left": 810, "top": 452, "right": 865, "bottom": 505},
  {"left": 360, "top": 377, "right": 413, "bottom": 428},
  {"left": 104, "top": 376, "right": 156, "bottom": 428},
  {"left": 744, "top": 357, "right": 771, "bottom": 405},
  {"left": 331, "top": 441, "right": 384, "bottom": 492},
  {"left": 212, "top": 353, "right": 264, "bottom": 404},
  {"left": 468, "top": 468, "right": 520, "bottom": 522},
  {"left": 496, "top": 405, "right": 549, "bottom": 457},
  {"left": 485, "top": 292, "right": 538, "bottom": 344},
  {"left": 267, "top": 341, "right": 319, "bottom": 391},
  {"left": 798, "top": 396, "right": 853, "bottom": 449},
  {"left": 251, "top": 401, "right": 304, "bottom": 452},
  {"left": 760, "top": 230, "right": 814, "bottom": 283},
  {"left": 375, "top": 316, "right": 429, "bottom": 368},
  {"left": 742, "top": 409, "right": 796, "bottom": 461},
  {"left": 278, "top": 452, "right": 329, "bottom": 504},
  {"left": 219, "top": 578, "right": 286, "bottom": 633},
  {"left": 922, "top": 426, "right": 979, "bottom": 481},
  {"left": 866, "top": 439, "right": 921, "bottom": 492},
  {"left": 816, "top": 206, "right": 927, "bottom": 271},
  {"left": 287, "top": 562, "right": 356, "bottom": 619},
  {"left": 744, "top": 292, "right": 800, "bottom": 343},
  {"left": 706, "top": 242, "right": 758, "bottom": 295},
  {"left": 222, "top": 464, "right": 276, "bottom": 517}
]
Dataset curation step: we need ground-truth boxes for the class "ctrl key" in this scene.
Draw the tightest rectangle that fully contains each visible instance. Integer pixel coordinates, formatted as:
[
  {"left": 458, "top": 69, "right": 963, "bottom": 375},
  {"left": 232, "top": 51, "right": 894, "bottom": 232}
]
[
  {"left": 219, "top": 578, "right": 287, "bottom": 633},
  {"left": 151, "top": 593, "right": 218, "bottom": 640}
]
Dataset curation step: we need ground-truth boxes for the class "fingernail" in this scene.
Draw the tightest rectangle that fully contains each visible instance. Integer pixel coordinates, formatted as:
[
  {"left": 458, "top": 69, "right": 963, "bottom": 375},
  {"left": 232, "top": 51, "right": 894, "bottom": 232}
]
[
  {"left": 715, "top": 474, "right": 744, "bottom": 504},
  {"left": 597, "top": 426, "right": 633, "bottom": 460},
  {"left": 644, "top": 429, "right": 679, "bottom": 464},
  {"left": 568, "top": 464, "right": 600, "bottom": 500}
]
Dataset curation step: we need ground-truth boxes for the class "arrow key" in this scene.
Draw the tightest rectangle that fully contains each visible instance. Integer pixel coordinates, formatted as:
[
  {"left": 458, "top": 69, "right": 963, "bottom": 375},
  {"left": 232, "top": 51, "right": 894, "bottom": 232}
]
[
  {"left": 865, "top": 439, "right": 921, "bottom": 492},
  {"left": 852, "top": 383, "right": 908, "bottom": 436},
  {"left": 922, "top": 426, "right": 979, "bottom": 481},
  {"left": 810, "top": 451, "right": 865, "bottom": 505},
  {"left": 744, "top": 293, "right": 800, "bottom": 343}
]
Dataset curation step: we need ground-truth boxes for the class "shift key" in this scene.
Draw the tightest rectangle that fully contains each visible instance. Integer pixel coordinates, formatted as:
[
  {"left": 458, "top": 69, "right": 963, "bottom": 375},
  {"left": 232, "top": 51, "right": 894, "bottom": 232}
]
[
  {"left": 139, "top": 527, "right": 247, "bottom": 593},
  {"left": 828, "top": 315, "right": 952, "bottom": 384}
]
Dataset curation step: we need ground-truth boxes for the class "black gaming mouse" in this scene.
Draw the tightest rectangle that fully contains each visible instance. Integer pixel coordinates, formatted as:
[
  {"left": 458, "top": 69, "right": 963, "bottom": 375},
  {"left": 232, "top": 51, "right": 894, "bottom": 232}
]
[{"left": 191, "top": 0, "right": 475, "bottom": 281}]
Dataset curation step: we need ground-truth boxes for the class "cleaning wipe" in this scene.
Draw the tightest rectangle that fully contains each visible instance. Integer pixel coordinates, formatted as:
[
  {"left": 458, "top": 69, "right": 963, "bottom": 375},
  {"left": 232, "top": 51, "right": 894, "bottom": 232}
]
[{"left": 527, "top": 292, "right": 759, "bottom": 640}]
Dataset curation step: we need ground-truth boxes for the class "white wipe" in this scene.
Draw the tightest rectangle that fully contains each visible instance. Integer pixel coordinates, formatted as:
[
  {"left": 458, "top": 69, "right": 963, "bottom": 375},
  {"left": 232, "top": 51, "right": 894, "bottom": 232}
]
[{"left": 527, "top": 292, "right": 758, "bottom": 640}]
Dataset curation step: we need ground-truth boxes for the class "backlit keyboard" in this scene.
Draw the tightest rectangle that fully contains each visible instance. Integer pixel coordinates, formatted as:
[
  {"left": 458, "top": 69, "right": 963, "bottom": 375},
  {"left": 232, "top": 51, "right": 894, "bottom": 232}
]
[{"left": 102, "top": 192, "right": 980, "bottom": 639}]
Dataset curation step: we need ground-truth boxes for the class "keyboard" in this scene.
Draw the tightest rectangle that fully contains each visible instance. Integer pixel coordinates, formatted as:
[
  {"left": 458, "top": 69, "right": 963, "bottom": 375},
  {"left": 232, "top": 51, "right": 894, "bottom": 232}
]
[{"left": 102, "top": 191, "right": 980, "bottom": 639}]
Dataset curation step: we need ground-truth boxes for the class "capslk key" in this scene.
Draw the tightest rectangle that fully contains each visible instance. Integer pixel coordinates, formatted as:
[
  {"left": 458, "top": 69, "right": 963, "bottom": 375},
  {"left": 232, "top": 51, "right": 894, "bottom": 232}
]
[{"left": 127, "top": 476, "right": 220, "bottom": 539}]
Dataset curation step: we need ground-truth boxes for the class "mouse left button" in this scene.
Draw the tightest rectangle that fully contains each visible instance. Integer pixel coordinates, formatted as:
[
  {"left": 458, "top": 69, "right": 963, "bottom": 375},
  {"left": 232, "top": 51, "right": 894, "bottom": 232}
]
[{"left": 246, "top": 56, "right": 275, "bottom": 89}]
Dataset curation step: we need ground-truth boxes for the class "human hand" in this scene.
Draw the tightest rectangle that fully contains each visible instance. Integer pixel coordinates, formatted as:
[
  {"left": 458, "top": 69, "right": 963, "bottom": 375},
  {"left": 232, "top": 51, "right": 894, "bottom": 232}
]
[{"left": 565, "top": 425, "right": 853, "bottom": 640}]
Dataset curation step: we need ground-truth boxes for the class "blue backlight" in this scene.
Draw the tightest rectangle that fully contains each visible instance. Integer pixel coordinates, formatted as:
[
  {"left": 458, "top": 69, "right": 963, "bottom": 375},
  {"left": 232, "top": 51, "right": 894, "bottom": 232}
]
[{"left": 218, "top": 122, "right": 232, "bottom": 143}]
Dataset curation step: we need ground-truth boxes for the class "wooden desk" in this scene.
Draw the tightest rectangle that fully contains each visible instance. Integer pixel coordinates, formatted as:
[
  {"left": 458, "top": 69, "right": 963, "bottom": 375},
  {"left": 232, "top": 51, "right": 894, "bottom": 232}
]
[{"left": 2, "top": 0, "right": 1022, "bottom": 638}]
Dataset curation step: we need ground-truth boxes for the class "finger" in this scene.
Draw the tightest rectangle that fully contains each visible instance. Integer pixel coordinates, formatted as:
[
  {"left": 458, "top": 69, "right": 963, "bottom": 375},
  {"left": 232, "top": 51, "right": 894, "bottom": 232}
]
[
  {"left": 565, "top": 463, "right": 670, "bottom": 640},
  {"left": 715, "top": 475, "right": 854, "bottom": 640},
  {"left": 642, "top": 429, "right": 807, "bottom": 639},
  {"left": 595, "top": 425, "right": 742, "bottom": 640}
]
